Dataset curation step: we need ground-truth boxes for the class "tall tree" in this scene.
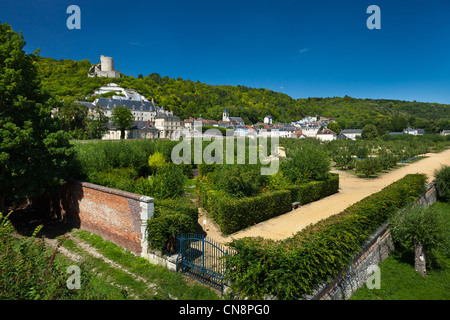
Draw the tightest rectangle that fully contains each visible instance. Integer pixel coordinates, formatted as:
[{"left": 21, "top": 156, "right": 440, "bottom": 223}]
[
  {"left": 86, "top": 105, "right": 109, "bottom": 139},
  {"left": 111, "top": 106, "right": 134, "bottom": 139},
  {"left": 361, "top": 124, "right": 379, "bottom": 140},
  {"left": 0, "top": 22, "right": 73, "bottom": 209}
]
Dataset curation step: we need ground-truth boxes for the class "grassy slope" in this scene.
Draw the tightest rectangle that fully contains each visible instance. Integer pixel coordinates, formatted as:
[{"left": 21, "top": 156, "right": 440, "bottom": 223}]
[{"left": 350, "top": 202, "right": 450, "bottom": 300}]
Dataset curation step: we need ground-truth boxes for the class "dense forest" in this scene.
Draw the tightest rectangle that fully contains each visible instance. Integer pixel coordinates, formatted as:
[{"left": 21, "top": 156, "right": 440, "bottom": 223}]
[{"left": 36, "top": 57, "right": 450, "bottom": 134}]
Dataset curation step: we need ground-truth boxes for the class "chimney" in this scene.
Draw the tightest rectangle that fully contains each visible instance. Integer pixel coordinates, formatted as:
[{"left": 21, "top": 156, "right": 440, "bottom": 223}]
[
  {"left": 147, "top": 120, "right": 151, "bottom": 127},
  {"left": 151, "top": 98, "right": 155, "bottom": 104}
]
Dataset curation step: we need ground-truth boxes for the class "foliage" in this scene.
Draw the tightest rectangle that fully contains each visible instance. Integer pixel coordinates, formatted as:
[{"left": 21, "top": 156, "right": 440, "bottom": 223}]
[
  {"left": 147, "top": 151, "right": 166, "bottom": 175},
  {"left": 147, "top": 198, "right": 198, "bottom": 252},
  {"left": 0, "top": 22, "right": 73, "bottom": 208},
  {"left": 355, "top": 157, "right": 381, "bottom": 178},
  {"left": 35, "top": 57, "right": 450, "bottom": 133},
  {"left": 286, "top": 173, "right": 339, "bottom": 205},
  {"left": 281, "top": 144, "right": 330, "bottom": 183},
  {"left": 85, "top": 105, "right": 109, "bottom": 140},
  {"left": 213, "top": 164, "right": 267, "bottom": 198},
  {"left": 111, "top": 106, "right": 134, "bottom": 139},
  {"left": 149, "top": 164, "right": 186, "bottom": 200},
  {"left": 361, "top": 124, "right": 379, "bottom": 140},
  {"left": 0, "top": 212, "right": 118, "bottom": 299},
  {"left": 434, "top": 165, "right": 450, "bottom": 202},
  {"left": 200, "top": 186, "right": 292, "bottom": 235},
  {"left": 89, "top": 167, "right": 138, "bottom": 193},
  {"left": 226, "top": 174, "right": 426, "bottom": 299},
  {"left": 390, "top": 204, "right": 450, "bottom": 269}
]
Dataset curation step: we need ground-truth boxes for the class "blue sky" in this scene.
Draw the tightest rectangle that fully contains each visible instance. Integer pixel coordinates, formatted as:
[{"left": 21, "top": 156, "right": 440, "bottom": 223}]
[{"left": 1, "top": 0, "right": 449, "bottom": 104}]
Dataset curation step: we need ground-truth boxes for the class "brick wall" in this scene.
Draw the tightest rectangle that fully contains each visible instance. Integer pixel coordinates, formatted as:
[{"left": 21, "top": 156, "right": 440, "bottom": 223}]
[{"left": 39, "top": 180, "right": 153, "bottom": 255}]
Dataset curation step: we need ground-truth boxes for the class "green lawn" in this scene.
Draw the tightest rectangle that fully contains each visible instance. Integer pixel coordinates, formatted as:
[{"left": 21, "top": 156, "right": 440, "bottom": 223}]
[{"left": 351, "top": 202, "right": 450, "bottom": 300}]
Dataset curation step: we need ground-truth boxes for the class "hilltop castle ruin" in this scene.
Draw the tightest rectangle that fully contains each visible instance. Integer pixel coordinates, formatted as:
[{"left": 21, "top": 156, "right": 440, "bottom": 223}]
[{"left": 88, "top": 55, "right": 120, "bottom": 78}]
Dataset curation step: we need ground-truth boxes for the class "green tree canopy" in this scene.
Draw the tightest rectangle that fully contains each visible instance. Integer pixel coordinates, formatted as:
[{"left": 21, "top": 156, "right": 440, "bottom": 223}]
[
  {"left": 361, "top": 124, "right": 379, "bottom": 140},
  {"left": 0, "top": 21, "right": 73, "bottom": 208},
  {"left": 111, "top": 106, "right": 134, "bottom": 139}
]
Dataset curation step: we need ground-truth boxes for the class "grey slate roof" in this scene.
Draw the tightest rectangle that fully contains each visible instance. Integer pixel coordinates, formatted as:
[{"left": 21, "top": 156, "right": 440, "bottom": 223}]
[
  {"left": 96, "top": 98, "right": 160, "bottom": 112},
  {"left": 340, "top": 129, "right": 362, "bottom": 134},
  {"left": 107, "top": 120, "right": 158, "bottom": 130}
]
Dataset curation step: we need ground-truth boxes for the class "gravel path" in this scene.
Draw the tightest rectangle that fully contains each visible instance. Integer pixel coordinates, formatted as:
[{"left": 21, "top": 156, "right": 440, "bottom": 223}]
[{"left": 200, "top": 148, "right": 450, "bottom": 245}]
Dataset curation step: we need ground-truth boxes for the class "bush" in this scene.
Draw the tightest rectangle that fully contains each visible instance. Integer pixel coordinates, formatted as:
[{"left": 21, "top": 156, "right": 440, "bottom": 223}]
[
  {"left": 0, "top": 213, "right": 119, "bottom": 299},
  {"left": 206, "top": 189, "right": 292, "bottom": 235},
  {"left": 355, "top": 157, "right": 381, "bottom": 178},
  {"left": 226, "top": 174, "right": 426, "bottom": 299},
  {"left": 434, "top": 165, "right": 450, "bottom": 202},
  {"left": 147, "top": 152, "right": 166, "bottom": 175},
  {"left": 214, "top": 164, "right": 267, "bottom": 198},
  {"left": 150, "top": 164, "right": 186, "bottom": 199},
  {"left": 147, "top": 198, "right": 198, "bottom": 252},
  {"left": 281, "top": 145, "right": 330, "bottom": 183},
  {"left": 286, "top": 173, "right": 339, "bottom": 205},
  {"left": 89, "top": 167, "right": 138, "bottom": 193},
  {"left": 390, "top": 204, "right": 449, "bottom": 270}
]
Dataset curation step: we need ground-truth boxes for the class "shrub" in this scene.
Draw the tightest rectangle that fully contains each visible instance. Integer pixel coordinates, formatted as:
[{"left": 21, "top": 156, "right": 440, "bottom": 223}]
[
  {"left": 226, "top": 174, "right": 426, "bottom": 299},
  {"left": 150, "top": 164, "right": 185, "bottom": 199},
  {"left": 355, "top": 157, "right": 381, "bottom": 178},
  {"left": 286, "top": 173, "right": 339, "bottom": 205},
  {"left": 147, "top": 152, "right": 166, "bottom": 175},
  {"left": 390, "top": 204, "right": 449, "bottom": 271},
  {"left": 213, "top": 164, "right": 267, "bottom": 198},
  {"left": 281, "top": 145, "right": 330, "bottom": 183},
  {"left": 434, "top": 165, "right": 450, "bottom": 202},
  {"left": 0, "top": 212, "right": 119, "bottom": 299},
  {"left": 209, "top": 190, "right": 292, "bottom": 235},
  {"left": 147, "top": 198, "right": 198, "bottom": 252},
  {"left": 89, "top": 167, "right": 138, "bottom": 193}
]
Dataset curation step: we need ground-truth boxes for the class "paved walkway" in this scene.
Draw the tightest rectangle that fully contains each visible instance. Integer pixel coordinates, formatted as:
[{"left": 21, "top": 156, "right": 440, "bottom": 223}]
[{"left": 199, "top": 148, "right": 450, "bottom": 245}]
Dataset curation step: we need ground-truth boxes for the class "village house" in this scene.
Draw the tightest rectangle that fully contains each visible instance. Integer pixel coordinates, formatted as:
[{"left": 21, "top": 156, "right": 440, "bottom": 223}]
[
  {"left": 339, "top": 129, "right": 362, "bottom": 140},
  {"left": 316, "top": 128, "right": 337, "bottom": 141},
  {"left": 403, "top": 127, "right": 424, "bottom": 135},
  {"left": 76, "top": 83, "right": 181, "bottom": 140},
  {"left": 103, "top": 120, "right": 159, "bottom": 140}
]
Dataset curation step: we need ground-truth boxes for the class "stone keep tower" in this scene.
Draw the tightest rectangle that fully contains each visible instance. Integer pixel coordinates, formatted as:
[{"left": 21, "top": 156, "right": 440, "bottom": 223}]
[
  {"left": 100, "top": 55, "right": 114, "bottom": 72},
  {"left": 88, "top": 55, "right": 120, "bottom": 78}
]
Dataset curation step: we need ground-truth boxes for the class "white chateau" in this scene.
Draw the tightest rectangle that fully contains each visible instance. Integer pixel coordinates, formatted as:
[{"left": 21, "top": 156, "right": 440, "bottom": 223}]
[{"left": 77, "top": 83, "right": 180, "bottom": 140}]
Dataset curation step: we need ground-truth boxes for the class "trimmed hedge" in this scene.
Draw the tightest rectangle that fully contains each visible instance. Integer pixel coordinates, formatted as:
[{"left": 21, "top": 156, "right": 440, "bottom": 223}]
[
  {"left": 146, "top": 198, "right": 198, "bottom": 252},
  {"left": 198, "top": 173, "right": 339, "bottom": 235},
  {"left": 286, "top": 173, "right": 339, "bottom": 205},
  {"left": 226, "top": 174, "right": 427, "bottom": 299},
  {"left": 207, "top": 189, "right": 292, "bottom": 235}
]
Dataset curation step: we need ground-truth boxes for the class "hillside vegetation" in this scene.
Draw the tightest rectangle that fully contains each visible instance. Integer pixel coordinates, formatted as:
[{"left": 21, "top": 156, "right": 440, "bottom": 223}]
[{"left": 36, "top": 57, "right": 450, "bottom": 133}]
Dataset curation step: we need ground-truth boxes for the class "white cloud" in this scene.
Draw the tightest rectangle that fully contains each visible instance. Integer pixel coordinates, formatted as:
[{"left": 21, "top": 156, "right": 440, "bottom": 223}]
[{"left": 299, "top": 48, "right": 309, "bottom": 53}]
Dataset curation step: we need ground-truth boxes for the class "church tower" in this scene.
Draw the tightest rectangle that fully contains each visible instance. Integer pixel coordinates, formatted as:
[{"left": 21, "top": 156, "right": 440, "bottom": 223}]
[{"left": 223, "top": 107, "right": 229, "bottom": 122}]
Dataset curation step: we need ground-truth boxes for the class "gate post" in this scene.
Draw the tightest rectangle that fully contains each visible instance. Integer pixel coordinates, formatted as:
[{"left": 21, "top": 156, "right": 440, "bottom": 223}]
[{"left": 139, "top": 196, "right": 154, "bottom": 259}]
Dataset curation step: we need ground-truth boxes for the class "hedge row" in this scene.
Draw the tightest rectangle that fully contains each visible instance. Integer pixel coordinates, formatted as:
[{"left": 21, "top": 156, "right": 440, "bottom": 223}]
[
  {"left": 226, "top": 174, "right": 427, "bottom": 299},
  {"left": 146, "top": 198, "right": 198, "bottom": 252},
  {"left": 286, "top": 173, "right": 339, "bottom": 205},
  {"left": 198, "top": 173, "right": 339, "bottom": 235},
  {"left": 204, "top": 189, "right": 292, "bottom": 235}
]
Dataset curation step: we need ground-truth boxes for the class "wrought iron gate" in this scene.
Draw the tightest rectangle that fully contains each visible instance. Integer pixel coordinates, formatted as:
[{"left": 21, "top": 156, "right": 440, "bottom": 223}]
[{"left": 176, "top": 234, "right": 233, "bottom": 293}]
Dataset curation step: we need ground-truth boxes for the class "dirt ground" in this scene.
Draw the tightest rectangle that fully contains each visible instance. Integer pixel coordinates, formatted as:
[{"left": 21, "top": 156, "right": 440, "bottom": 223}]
[{"left": 199, "top": 148, "right": 450, "bottom": 245}]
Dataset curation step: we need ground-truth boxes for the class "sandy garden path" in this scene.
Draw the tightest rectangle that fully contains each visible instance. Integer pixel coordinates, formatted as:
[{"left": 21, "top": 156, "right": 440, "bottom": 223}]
[{"left": 199, "top": 148, "right": 450, "bottom": 245}]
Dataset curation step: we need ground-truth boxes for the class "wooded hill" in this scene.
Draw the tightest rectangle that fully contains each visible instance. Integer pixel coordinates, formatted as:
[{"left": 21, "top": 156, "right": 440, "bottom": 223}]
[{"left": 36, "top": 57, "right": 450, "bottom": 133}]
